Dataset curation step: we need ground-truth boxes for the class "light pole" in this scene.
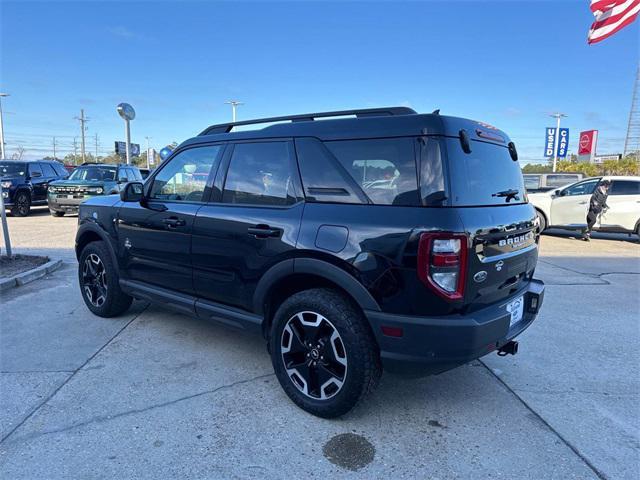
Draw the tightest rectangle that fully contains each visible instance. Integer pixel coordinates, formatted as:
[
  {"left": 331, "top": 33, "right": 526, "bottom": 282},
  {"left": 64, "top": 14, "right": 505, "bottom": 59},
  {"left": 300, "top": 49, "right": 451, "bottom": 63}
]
[
  {"left": 0, "top": 93, "right": 9, "bottom": 160},
  {"left": 117, "top": 103, "right": 136, "bottom": 165},
  {"left": 225, "top": 100, "right": 243, "bottom": 122},
  {"left": 145, "top": 136, "right": 151, "bottom": 169},
  {"left": 0, "top": 93, "right": 11, "bottom": 256},
  {"left": 550, "top": 112, "right": 567, "bottom": 173}
]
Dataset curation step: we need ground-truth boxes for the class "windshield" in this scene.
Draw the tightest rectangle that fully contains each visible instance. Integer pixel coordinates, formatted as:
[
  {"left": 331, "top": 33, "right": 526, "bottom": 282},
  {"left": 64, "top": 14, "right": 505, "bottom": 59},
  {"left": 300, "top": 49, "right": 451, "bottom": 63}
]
[
  {"left": 445, "top": 139, "right": 526, "bottom": 206},
  {"left": 68, "top": 166, "right": 116, "bottom": 181},
  {"left": 0, "top": 163, "right": 26, "bottom": 177}
]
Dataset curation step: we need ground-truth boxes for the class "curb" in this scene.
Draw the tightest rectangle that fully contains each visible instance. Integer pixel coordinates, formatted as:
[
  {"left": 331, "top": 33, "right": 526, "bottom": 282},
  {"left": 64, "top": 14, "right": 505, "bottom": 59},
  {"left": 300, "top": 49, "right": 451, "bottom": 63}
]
[{"left": 0, "top": 259, "right": 64, "bottom": 292}]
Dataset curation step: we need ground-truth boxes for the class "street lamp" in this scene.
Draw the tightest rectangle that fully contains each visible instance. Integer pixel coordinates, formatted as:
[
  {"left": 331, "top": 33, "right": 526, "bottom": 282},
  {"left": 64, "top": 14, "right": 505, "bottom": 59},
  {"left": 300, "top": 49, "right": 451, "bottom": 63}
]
[
  {"left": 116, "top": 103, "right": 136, "bottom": 165},
  {"left": 549, "top": 112, "right": 567, "bottom": 173},
  {"left": 225, "top": 100, "right": 243, "bottom": 122},
  {"left": 0, "top": 93, "right": 9, "bottom": 160},
  {"left": 0, "top": 93, "right": 11, "bottom": 256}
]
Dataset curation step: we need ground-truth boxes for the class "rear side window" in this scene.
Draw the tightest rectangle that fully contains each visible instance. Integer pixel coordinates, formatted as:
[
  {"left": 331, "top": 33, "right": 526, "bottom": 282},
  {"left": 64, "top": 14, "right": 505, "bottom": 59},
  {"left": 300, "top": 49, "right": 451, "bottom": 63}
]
[
  {"left": 222, "top": 142, "right": 296, "bottom": 206},
  {"left": 295, "top": 138, "right": 366, "bottom": 204},
  {"left": 52, "top": 163, "right": 67, "bottom": 176},
  {"left": 28, "top": 163, "right": 43, "bottom": 176},
  {"left": 40, "top": 163, "right": 56, "bottom": 177},
  {"left": 445, "top": 139, "right": 525, "bottom": 206},
  {"left": 609, "top": 180, "right": 640, "bottom": 195},
  {"left": 324, "top": 138, "right": 419, "bottom": 206}
]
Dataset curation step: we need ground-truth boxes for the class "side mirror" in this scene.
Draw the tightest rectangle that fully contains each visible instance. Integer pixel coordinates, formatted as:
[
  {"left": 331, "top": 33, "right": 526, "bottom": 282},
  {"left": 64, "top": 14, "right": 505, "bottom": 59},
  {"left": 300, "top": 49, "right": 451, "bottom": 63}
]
[
  {"left": 120, "top": 182, "right": 144, "bottom": 202},
  {"left": 30, "top": 171, "right": 42, "bottom": 178}
]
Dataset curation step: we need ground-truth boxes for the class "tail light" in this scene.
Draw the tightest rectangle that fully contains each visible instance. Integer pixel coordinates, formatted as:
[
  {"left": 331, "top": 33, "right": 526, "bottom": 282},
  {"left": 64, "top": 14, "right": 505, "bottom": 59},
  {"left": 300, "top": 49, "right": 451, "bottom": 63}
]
[{"left": 417, "top": 232, "right": 468, "bottom": 301}]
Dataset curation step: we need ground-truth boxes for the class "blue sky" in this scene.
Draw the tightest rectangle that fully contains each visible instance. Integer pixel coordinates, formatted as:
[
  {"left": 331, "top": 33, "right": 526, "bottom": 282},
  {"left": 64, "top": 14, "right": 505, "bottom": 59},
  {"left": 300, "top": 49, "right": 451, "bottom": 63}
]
[{"left": 1, "top": 0, "right": 638, "bottom": 163}]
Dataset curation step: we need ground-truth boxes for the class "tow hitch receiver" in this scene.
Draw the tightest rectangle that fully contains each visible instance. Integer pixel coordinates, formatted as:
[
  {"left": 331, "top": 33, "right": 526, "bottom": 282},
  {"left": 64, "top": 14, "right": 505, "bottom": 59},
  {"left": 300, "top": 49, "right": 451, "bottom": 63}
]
[{"left": 497, "top": 340, "right": 519, "bottom": 356}]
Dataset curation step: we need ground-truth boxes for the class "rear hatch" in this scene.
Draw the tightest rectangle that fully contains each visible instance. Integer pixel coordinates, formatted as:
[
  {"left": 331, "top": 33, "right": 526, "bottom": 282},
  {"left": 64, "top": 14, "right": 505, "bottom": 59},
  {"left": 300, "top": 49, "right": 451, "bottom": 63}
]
[{"left": 443, "top": 135, "right": 538, "bottom": 309}]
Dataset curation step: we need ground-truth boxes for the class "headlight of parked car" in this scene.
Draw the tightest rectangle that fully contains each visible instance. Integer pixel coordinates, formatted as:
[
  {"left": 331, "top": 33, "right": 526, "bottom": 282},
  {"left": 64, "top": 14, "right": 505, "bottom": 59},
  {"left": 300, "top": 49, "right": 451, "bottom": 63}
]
[
  {"left": 48, "top": 186, "right": 57, "bottom": 193},
  {"left": 1, "top": 181, "right": 12, "bottom": 188},
  {"left": 87, "top": 187, "right": 104, "bottom": 194}
]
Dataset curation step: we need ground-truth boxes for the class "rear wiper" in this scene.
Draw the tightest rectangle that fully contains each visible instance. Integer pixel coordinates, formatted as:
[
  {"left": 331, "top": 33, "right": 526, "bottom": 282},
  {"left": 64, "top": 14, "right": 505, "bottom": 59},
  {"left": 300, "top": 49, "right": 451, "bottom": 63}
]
[{"left": 492, "top": 189, "right": 520, "bottom": 202}]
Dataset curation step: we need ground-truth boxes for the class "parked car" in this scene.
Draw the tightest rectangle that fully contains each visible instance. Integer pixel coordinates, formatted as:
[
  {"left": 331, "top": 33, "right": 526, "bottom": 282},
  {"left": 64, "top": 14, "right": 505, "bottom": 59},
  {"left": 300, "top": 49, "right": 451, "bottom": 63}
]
[
  {"left": 138, "top": 168, "right": 152, "bottom": 180},
  {"left": 75, "top": 107, "right": 545, "bottom": 417},
  {"left": 1, "top": 160, "right": 68, "bottom": 216},
  {"left": 523, "top": 173, "right": 583, "bottom": 193},
  {"left": 48, "top": 163, "right": 143, "bottom": 216},
  {"left": 529, "top": 176, "right": 640, "bottom": 236}
]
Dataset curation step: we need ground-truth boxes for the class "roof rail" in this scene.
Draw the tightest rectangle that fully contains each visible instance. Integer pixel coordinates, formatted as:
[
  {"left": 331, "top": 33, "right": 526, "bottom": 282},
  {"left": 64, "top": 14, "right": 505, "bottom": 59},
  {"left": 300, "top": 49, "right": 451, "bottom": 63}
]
[{"left": 198, "top": 106, "right": 417, "bottom": 136}]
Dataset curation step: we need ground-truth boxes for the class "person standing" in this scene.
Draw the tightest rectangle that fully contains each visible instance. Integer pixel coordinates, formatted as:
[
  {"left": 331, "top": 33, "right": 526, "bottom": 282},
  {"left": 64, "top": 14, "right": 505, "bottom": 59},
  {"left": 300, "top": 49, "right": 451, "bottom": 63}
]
[{"left": 583, "top": 179, "right": 611, "bottom": 241}]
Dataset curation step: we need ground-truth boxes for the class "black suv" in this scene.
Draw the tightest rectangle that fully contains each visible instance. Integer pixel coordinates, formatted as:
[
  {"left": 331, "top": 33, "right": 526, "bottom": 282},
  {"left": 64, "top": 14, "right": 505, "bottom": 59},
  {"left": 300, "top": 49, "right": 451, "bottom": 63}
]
[
  {"left": 1, "top": 160, "right": 68, "bottom": 216},
  {"left": 75, "top": 107, "right": 545, "bottom": 417}
]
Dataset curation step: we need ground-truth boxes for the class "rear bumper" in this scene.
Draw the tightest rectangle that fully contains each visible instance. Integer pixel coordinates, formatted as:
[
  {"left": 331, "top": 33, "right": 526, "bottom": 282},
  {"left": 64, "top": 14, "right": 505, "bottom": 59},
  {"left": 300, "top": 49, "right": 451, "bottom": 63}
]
[{"left": 365, "top": 279, "right": 545, "bottom": 376}]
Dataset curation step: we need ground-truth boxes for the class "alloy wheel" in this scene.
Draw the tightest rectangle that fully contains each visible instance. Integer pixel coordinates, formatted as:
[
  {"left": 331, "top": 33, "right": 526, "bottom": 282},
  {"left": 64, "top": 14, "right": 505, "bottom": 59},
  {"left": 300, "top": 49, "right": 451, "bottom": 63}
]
[
  {"left": 16, "top": 194, "right": 29, "bottom": 216},
  {"left": 281, "top": 311, "right": 348, "bottom": 400},
  {"left": 82, "top": 253, "right": 108, "bottom": 307}
]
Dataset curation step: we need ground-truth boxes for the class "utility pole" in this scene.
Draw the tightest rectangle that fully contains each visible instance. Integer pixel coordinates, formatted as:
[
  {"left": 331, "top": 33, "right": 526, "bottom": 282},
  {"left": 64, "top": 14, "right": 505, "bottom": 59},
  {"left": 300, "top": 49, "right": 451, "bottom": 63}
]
[
  {"left": 73, "top": 137, "right": 78, "bottom": 164},
  {"left": 549, "top": 113, "right": 567, "bottom": 173},
  {"left": 94, "top": 133, "right": 99, "bottom": 162},
  {"left": 52, "top": 136, "right": 57, "bottom": 159},
  {"left": 75, "top": 109, "right": 89, "bottom": 163},
  {"left": 225, "top": 100, "right": 244, "bottom": 122},
  {"left": 0, "top": 92, "right": 9, "bottom": 159}
]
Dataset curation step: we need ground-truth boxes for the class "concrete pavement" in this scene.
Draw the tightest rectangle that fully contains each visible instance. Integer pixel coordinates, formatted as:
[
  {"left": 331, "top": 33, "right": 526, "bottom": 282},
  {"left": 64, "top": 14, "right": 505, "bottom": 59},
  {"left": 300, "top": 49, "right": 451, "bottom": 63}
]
[{"left": 1, "top": 213, "right": 638, "bottom": 479}]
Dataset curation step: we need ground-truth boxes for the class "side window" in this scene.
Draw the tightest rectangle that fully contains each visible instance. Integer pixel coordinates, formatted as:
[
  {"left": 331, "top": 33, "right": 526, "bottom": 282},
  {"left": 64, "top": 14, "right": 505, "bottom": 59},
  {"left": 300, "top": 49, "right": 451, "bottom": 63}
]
[
  {"left": 149, "top": 145, "right": 222, "bottom": 202},
  {"left": 563, "top": 180, "right": 599, "bottom": 196},
  {"left": 52, "top": 163, "right": 67, "bottom": 177},
  {"left": 524, "top": 175, "right": 541, "bottom": 190},
  {"left": 133, "top": 168, "right": 143, "bottom": 181},
  {"left": 125, "top": 169, "right": 136, "bottom": 181},
  {"left": 419, "top": 137, "right": 446, "bottom": 205},
  {"left": 295, "top": 137, "right": 365, "bottom": 204},
  {"left": 222, "top": 142, "right": 295, "bottom": 206},
  {"left": 28, "top": 163, "right": 43, "bottom": 177},
  {"left": 40, "top": 163, "right": 57, "bottom": 177},
  {"left": 324, "top": 137, "right": 420, "bottom": 206},
  {"left": 609, "top": 180, "right": 640, "bottom": 196}
]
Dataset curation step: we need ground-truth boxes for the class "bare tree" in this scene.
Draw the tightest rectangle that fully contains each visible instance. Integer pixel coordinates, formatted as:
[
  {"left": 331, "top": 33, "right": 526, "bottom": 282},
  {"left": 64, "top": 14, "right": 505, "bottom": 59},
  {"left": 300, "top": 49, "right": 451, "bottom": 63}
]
[{"left": 10, "top": 145, "right": 25, "bottom": 160}]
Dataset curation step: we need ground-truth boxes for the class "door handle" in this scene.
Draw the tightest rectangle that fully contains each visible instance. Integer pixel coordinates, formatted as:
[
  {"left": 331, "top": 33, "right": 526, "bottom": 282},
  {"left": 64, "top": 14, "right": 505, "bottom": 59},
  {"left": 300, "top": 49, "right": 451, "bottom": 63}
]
[
  {"left": 162, "top": 217, "right": 186, "bottom": 228},
  {"left": 247, "top": 225, "right": 281, "bottom": 238},
  {"left": 578, "top": 201, "right": 587, "bottom": 205}
]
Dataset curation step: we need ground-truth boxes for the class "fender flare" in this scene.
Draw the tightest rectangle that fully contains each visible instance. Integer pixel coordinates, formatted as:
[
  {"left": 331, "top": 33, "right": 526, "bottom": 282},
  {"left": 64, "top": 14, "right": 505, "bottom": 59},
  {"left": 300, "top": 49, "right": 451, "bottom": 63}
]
[
  {"left": 75, "top": 222, "right": 119, "bottom": 268},
  {"left": 252, "top": 257, "right": 381, "bottom": 316}
]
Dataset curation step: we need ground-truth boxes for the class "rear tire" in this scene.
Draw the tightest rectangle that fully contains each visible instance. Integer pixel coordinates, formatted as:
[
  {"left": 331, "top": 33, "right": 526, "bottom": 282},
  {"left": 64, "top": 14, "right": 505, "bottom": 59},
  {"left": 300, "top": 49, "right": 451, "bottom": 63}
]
[
  {"left": 11, "top": 192, "right": 31, "bottom": 217},
  {"left": 536, "top": 210, "right": 547, "bottom": 234},
  {"left": 78, "top": 241, "right": 132, "bottom": 317},
  {"left": 270, "top": 288, "right": 381, "bottom": 418}
]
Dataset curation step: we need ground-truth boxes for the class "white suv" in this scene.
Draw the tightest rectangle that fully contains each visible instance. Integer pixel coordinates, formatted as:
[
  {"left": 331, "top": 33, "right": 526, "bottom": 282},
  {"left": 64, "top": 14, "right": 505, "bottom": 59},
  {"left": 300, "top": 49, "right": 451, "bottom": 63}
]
[{"left": 528, "top": 176, "right": 640, "bottom": 237}]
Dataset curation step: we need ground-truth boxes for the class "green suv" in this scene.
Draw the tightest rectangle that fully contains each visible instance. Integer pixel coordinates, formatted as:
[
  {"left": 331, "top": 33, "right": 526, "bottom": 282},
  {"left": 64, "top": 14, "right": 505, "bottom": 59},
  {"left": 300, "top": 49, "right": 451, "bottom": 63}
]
[{"left": 48, "top": 163, "right": 143, "bottom": 216}]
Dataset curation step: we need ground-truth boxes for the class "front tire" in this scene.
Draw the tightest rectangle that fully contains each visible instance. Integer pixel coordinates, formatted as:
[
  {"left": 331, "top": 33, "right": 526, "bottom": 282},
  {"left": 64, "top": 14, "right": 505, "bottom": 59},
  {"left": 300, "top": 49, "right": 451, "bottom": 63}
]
[
  {"left": 11, "top": 192, "right": 31, "bottom": 217},
  {"left": 270, "top": 288, "right": 381, "bottom": 418},
  {"left": 78, "top": 241, "right": 132, "bottom": 317}
]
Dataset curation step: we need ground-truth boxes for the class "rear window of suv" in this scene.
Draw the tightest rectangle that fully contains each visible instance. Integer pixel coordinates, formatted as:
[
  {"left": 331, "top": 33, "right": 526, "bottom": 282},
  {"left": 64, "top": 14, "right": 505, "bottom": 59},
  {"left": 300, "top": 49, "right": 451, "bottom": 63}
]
[{"left": 445, "top": 139, "right": 526, "bottom": 206}]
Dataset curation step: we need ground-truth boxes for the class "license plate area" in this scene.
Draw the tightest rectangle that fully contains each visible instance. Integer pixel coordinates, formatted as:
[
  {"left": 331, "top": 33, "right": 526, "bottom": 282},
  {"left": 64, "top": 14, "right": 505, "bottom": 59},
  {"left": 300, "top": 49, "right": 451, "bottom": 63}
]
[{"left": 506, "top": 295, "right": 524, "bottom": 327}]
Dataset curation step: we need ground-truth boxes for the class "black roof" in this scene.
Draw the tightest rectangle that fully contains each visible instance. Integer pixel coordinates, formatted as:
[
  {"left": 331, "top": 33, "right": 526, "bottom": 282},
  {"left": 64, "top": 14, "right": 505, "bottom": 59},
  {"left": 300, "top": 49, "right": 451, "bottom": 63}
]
[{"left": 181, "top": 107, "right": 511, "bottom": 150}]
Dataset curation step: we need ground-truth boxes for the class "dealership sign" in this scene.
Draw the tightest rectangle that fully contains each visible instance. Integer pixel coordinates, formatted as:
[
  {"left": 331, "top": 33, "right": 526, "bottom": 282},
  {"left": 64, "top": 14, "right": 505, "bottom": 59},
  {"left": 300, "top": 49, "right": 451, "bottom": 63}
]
[
  {"left": 115, "top": 141, "right": 140, "bottom": 157},
  {"left": 578, "top": 130, "right": 598, "bottom": 155},
  {"left": 544, "top": 128, "right": 569, "bottom": 157}
]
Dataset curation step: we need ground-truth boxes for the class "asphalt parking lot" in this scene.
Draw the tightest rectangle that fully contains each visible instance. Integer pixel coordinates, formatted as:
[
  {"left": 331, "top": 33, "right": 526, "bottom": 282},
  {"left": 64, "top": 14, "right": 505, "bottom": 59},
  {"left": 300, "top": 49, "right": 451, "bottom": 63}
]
[{"left": 1, "top": 207, "right": 639, "bottom": 479}]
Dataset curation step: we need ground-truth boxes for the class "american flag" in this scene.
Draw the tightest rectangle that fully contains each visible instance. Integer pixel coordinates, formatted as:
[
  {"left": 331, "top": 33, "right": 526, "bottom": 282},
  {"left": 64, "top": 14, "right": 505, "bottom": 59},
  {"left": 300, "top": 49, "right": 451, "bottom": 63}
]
[{"left": 588, "top": 0, "right": 640, "bottom": 43}]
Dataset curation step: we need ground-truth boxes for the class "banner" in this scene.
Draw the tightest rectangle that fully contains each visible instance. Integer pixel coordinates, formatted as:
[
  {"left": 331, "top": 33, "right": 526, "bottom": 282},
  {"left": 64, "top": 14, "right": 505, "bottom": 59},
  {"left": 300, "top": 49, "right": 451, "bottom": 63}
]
[{"left": 544, "top": 128, "right": 569, "bottom": 157}]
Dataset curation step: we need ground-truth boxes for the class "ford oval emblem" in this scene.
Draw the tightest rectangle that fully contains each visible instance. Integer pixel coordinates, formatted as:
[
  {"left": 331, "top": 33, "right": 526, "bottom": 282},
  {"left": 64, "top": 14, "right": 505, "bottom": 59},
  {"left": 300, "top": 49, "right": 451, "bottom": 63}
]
[{"left": 473, "top": 271, "right": 488, "bottom": 283}]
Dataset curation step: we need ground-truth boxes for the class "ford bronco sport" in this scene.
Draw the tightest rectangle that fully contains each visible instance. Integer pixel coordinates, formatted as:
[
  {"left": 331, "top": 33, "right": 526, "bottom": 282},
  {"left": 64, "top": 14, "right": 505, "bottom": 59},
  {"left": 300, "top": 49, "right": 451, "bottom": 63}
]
[{"left": 75, "top": 107, "right": 545, "bottom": 417}]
